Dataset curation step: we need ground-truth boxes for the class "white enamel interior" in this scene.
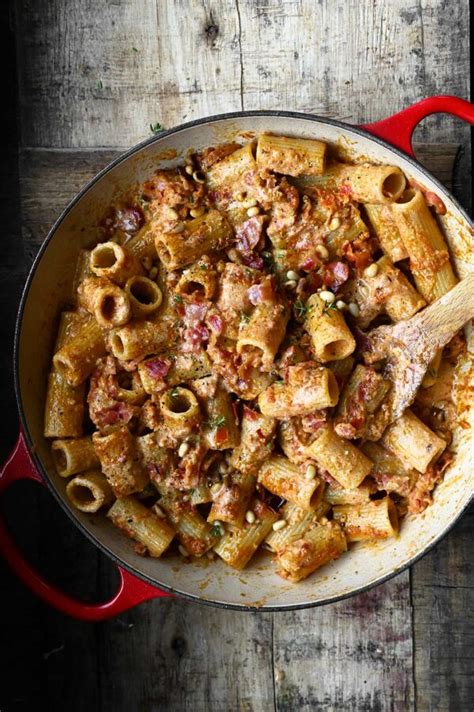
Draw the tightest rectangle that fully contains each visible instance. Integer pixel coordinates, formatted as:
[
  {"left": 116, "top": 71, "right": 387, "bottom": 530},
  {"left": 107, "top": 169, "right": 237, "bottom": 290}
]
[{"left": 18, "top": 114, "right": 474, "bottom": 608}]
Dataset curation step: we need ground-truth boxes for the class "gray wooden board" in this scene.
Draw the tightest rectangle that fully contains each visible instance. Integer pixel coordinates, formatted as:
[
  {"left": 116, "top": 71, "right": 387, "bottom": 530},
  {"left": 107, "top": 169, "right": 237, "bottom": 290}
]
[
  {"left": 5, "top": 0, "right": 473, "bottom": 708},
  {"left": 6, "top": 144, "right": 470, "bottom": 711}
]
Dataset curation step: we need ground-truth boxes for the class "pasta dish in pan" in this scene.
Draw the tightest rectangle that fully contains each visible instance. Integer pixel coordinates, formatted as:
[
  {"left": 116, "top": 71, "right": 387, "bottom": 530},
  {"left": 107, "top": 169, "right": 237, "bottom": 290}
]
[{"left": 44, "top": 134, "right": 462, "bottom": 583}]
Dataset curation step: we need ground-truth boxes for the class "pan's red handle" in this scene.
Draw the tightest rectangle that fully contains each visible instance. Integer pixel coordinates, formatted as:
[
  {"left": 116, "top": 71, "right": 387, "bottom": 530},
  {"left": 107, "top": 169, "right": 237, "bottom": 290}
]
[
  {"left": 0, "top": 430, "right": 172, "bottom": 621},
  {"left": 362, "top": 95, "right": 474, "bottom": 156}
]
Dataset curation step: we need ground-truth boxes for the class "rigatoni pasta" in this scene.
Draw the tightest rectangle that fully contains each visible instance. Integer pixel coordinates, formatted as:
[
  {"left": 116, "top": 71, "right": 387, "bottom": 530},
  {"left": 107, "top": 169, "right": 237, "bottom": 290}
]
[{"left": 44, "top": 132, "right": 462, "bottom": 581}]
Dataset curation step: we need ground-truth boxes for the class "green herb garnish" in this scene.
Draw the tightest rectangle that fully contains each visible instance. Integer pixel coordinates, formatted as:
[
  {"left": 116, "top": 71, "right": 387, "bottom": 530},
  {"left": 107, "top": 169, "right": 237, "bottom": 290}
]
[
  {"left": 173, "top": 294, "right": 183, "bottom": 305},
  {"left": 97, "top": 79, "right": 103, "bottom": 90},
  {"left": 132, "top": 47, "right": 138, "bottom": 52},
  {"left": 171, "top": 388, "right": 179, "bottom": 397},
  {"left": 210, "top": 524, "right": 223, "bottom": 537},
  {"left": 150, "top": 122, "right": 165, "bottom": 135},
  {"left": 206, "top": 415, "right": 226, "bottom": 430},
  {"left": 322, "top": 302, "right": 338, "bottom": 317},
  {"left": 294, "top": 299, "right": 310, "bottom": 318},
  {"left": 240, "top": 311, "right": 250, "bottom": 324}
]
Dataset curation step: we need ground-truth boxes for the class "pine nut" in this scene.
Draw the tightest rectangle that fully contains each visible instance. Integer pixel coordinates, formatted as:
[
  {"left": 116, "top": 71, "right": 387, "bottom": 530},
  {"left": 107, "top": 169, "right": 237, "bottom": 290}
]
[
  {"left": 272, "top": 519, "right": 287, "bottom": 532},
  {"left": 170, "top": 222, "right": 185, "bottom": 234},
  {"left": 184, "top": 165, "right": 194, "bottom": 175},
  {"left": 210, "top": 482, "right": 223, "bottom": 495},
  {"left": 319, "top": 290, "right": 335, "bottom": 304},
  {"left": 149, "top": 266, "right": 158, "bottom": 279},
  {"left": 153, "top": 504, "right": 165, "bottom": 518},
  {"left": 243, "top": 198, "right": 257, "bottom": 208},
  {"left": 364, "top": 263, "right": 379, "bottom": 278},
  {"left": 348, "top": 302, "right": 360, "bottom": 317},
  {"left": 178, "top": 442, "right": 190, "bottom": 458},
  {"left": 329, "top": 216, "right": 341, "bottom": 230},
  {"left": 245, "top": 510, "right": 256, "bottom": 524},
  {"left": 286, "top": 270, "right": 299, "bottom": 281},
  {"left": 247, "top": 206, "right": 260, "bottom": 217},
  {"left": 190, "top": 206, "right": 205, "bottom": 218},
  {"left": 178, "top": 545, "right": 189, "bottom": 558},
  {"left": 315, "top": 244, "right": 329, "bottom": 259},
  {"left": 305, "top": 464, "right": 317, "bottom": 480},
  {"left": 284, "top": 280, "right": 297, "bottom": 289},
  {"left": 167, "top": 207, "right": 179, "bottom": 220},
  {"left": 336, "top": 300, "right": 347, "bottom": 310},
  {"left": 193, "top": 170, "right": 206, "bottom": 184}
]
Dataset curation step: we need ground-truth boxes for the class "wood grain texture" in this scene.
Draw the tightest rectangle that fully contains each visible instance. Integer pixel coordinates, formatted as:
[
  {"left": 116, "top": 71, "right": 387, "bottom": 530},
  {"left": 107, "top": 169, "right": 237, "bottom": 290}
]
[
  {"left": 96, "top": 600, "right": 275, "bottom": 711},
  {"left": 412, "top": 508, "right": 474, "bottom": 711},
  {"left": 6, "top": 0, "right": 473, "bottom": 709},
  {"left": 15, "top": 0, "right": 470, "bottom": 148},
  {"left": 273, "top": 574, "right": 415, "bottom": 712}
]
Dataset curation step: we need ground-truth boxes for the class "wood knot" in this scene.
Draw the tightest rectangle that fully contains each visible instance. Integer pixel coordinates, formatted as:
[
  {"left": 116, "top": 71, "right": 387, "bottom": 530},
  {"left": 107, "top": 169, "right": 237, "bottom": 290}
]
[
  {"left": 205, "top": 24, "right": 219, "bottom": 46},
  {"left": 171, "top": 636, "right": 187, "bottom": 658}
]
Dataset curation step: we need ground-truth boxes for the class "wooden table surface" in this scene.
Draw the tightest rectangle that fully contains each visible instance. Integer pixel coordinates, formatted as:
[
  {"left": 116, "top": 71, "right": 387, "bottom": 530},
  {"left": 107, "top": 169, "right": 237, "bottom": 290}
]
[{"left": 1, "top": 2, "right": 472, "bottom": 710}]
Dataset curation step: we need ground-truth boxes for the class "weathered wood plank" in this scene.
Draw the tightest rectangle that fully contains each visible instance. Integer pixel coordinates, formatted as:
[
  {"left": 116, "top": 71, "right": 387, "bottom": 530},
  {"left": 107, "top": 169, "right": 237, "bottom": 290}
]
[
  {"left": 412, "top": 507, "right": 474, "bottom": 711},
  {"left": 273, "top": 574, "right": 415, "bottom": 712},
  {"left": 15, "top": 0, "right": 470, "bottom": 148},
  {"left": 97, "top": 600, "right": 275, "bottom": 711}
]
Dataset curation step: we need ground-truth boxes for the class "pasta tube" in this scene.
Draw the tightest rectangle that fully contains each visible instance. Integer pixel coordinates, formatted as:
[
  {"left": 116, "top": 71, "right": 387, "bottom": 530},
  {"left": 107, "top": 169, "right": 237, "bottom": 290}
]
[
  {"left": 107, "top": 496, "right": 175, "bottom": 557},
  {"left": 258, "top": 362, "right": 339, "bottom": 418},
  {"left": 381, "top": 409, "right": 446, "bottom": 474},
  {"left": 237, "top": 302, "right": 289, "bottom": 371},
  {"left": 265, "top": 501, "right": 327, "bottom": 553},
  {"left": 44, "top": 372, "right": 85, "bottom": 438},
  {"left": 90, "top": 241, "right": 143, "bottom": 285},
  {"left": 305, "top": 424, "right": 373, "bottom": 489},
  {"left": 159, "top": 493, "right": 218, "bottom": 556},
  {"left": 126, "top": 223, "right": 157, "bottom": 261},
  {"left": 166, "top": 350, "right": 212, "bottom": 386},
  {"left": 323, "top": 481, "right": 375, "bottom": 506},
  {"left": 275, "top": 521, "right": 347, "bottom": 582},
  {"left": 109, "top": 316, "right": 173, "bottom": 361},
  {"left": 229, "top": 407, "right": 276, "bottom": 475},
  {"left": 213, "top": 498, "right": 278, "bottom": 569},
  {"left": 66, "top": 470, "right": 114, "bottom": 513},
  {"left": 53, "top": 317, "right": 106, "bottom": 386},
  {"left": 159, "top": 387, "right": 201, "bottom": 435},
  {"left": 391, "top": 189, "right": 457, "bottom": 302},
  {"left": 206, "top": 142, "right": 257, "bottom": 190},
  {"left": 176, "top": 260, "right": 217, "bottom": 299},
  {"left": 364, "top": 204, "right": 408, "bottom": 262},
  {"left": 51, "top": 436, "right": 100, "bottom": 477},
  {"left": 334, "top": 364, "right": 391, "bottom": 439},
  {"left": 207, "top": 473, "right": 256, "bottom": 526},
  {"left": 154, "top": 210, "right": 233, "bottom": 270},
  {"left": 304, "top": 294, "right": 356, "bottom": 362},
  {"left": 93, "top": 426, "right": 149, "bottom": 496},
  {"left": 258, "top": 455, "right": 324, "bottom": 511},
  {"left": 77, "top": 276, "right": 131, "bottom": 328},
  {"left": 316, "top": 162, "right": 406, "bottom": 204},
  {"left": 125, "top": 276, "right": 162, "bottom": 318},
  {"left": 256, "top": 134, "right": 327, "bottom": 176},
  {"left": 194, "top": 380, "right": 240, "bottom": 450},
  {"left": 333, "top": 497, "right": 399, "bottom": 542}
]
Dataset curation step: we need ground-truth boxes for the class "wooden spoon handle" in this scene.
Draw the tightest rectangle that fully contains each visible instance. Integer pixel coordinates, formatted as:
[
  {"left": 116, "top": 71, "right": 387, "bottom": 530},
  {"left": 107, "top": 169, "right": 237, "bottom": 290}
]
[{"left": 410, "top": 272, "right": 474, "bottom": 350}]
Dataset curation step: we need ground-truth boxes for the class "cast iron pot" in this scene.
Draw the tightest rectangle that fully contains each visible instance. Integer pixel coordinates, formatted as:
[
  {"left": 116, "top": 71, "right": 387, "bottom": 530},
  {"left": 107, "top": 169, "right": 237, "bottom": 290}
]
[{"left": 1, "top": 95, "right": 473, "bottom": 620}]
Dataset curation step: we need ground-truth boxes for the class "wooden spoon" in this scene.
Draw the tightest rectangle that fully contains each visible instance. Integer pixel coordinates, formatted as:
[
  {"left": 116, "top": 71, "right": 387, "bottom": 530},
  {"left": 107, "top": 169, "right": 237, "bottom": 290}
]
[{"left": 362, "top": 271, "right": 474, "bottom": 422}]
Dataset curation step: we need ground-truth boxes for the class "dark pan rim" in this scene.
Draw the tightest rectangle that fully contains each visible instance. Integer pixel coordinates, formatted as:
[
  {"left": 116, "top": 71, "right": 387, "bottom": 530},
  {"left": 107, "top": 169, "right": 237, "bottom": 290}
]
[{"left": 13, "top": 109, "right": 474, "bottom": 612}]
